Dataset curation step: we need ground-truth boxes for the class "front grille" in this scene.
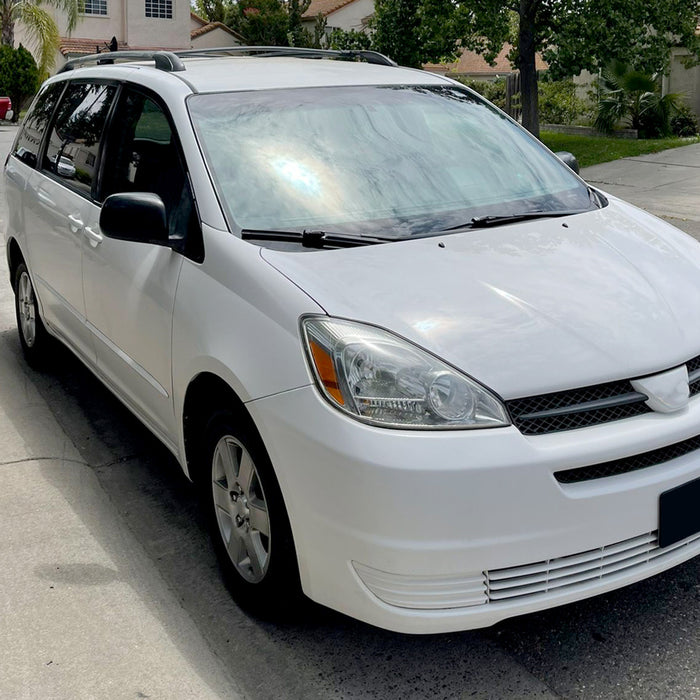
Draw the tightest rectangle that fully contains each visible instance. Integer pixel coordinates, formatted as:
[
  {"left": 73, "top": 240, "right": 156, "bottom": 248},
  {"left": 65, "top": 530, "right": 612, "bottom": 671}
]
[
  {"left": 486, "top": 530, "right": 700, "bottom": 603},
  {"left": 687, "top": 355, "right": 700, "bottom": 396},
  {"left": 555, "top": 432, "right": 700, "bottom": 483},
  {"left": 508, "top": 353, "right": 700, "bottom": 435},
  {"left": 507, "top": 380, "right": 651, "bottom": 435}
]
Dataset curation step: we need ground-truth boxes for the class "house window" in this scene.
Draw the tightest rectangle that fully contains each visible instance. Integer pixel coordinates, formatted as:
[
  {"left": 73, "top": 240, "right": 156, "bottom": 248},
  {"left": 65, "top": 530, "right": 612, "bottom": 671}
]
[
  {"left": 83, "top": 0, "right": 107, "bottom": 14},
  {"left": 145, "top": 0, "right": 172, "bottom": 18}
]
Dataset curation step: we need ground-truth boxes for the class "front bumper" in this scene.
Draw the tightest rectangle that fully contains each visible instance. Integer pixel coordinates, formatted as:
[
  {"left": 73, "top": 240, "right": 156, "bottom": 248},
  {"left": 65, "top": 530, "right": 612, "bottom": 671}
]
[{"left": 248, "top": 386, "right": 700, "bottom": 634}]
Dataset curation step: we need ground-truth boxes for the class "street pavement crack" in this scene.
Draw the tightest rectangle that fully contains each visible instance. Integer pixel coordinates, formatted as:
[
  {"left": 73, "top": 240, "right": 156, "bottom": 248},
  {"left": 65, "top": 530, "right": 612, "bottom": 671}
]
[
  {"left": 0, "top": 456, "right": 88, "bottom": 468},
  {"left": 625, "top": 158, "right": 700, "bottom": 168},
  {"left": 95, "top": 454, "right": 143, "bottom": 468}
]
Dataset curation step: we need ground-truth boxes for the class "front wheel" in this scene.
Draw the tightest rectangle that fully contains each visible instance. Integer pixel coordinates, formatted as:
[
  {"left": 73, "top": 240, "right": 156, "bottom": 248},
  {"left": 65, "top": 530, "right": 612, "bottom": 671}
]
[
  {"left": 200, "top": 410, "right": 303, "bottom": 617},
  {"left": 14, "top": 261, "right": 51, "bottom": 367}
]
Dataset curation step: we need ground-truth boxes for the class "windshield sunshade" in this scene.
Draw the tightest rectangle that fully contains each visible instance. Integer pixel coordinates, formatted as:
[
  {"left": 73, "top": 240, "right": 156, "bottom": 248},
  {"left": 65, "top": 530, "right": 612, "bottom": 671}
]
[{"left": 188, "top": 85, "right": 596, "bottom": 239}]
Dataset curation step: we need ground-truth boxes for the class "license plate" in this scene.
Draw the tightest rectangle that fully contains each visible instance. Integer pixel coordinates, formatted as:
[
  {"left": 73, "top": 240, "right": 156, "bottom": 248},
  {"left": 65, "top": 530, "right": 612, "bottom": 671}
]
[{"left": 659, "top": 476, "right": 700, "bottom": 548}]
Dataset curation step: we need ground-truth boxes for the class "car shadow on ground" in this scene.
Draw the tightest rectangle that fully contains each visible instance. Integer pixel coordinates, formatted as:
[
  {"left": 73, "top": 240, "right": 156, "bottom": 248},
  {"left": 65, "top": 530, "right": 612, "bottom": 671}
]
[{"left": 6, "top": 329, "right": 699, "bottom": 700}]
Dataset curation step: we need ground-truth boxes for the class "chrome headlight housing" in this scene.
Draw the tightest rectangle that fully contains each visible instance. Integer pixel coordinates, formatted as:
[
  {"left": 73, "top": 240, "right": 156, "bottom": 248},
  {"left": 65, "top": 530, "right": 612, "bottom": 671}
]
[{"left": 302, "top": 317, "right": 510, "bottom": 429}]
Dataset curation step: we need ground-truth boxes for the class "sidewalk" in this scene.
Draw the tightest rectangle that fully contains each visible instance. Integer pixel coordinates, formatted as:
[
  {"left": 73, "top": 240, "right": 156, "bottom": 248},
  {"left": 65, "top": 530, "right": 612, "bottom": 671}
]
[
  {"left": 581, "top": 142, "right": 700, "bottom": 240},
  {"left": 0, "top": 124, "right": 242, "bottom": 700}
]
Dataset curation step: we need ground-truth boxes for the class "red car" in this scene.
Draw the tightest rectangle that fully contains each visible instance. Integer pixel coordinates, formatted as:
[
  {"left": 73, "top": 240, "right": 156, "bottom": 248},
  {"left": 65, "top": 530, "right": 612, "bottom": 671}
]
[{"left": 0, "top": 97, "right": 12, "bottom": 120}]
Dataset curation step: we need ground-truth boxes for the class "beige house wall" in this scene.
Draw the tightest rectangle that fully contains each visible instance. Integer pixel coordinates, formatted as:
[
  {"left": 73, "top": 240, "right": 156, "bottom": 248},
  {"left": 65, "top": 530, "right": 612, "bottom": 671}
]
[
  {"left": 327, "top": 0, "right": 374, "bottom": 32},
  {"left": 303, "top": 0, "right": 373, "bottom": 33},
  {"left": 324, "top": 0, "right": 373, "bottom": 31},
  {"left": 665, "top": 47, "right": 700, "bottom": 117},
  {"left": 190, "top": 26, "right": 242, "bottom": 49},
  {"left": 51, "top": 6, "right": 124, "bottom": 43},
  {"left": 126, "top": 0, "right": 189, "bottom": 48}
]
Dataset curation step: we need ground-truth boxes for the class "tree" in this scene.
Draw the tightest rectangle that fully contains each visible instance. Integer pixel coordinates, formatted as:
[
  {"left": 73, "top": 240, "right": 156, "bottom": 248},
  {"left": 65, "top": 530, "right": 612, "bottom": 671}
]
[
  {"left": 372, "top": 0, "right": 468, "bottom": 68},
  {"left": 286, "top": 0, "right": 311, "bottom": 46},
  {"left": 192, "top": 0, "right": 226, "bottom": 23},
  {"left": 0, "top": 43, "right": 38, "bottom": 120},
  {"left": 226, "top": 0, "right": 289, "bottom": 45},
  {"left": 458, "top": 0, "right": 700, "bottom": 137},
  {"left": 372, "top": 0, "right": 423, "bottom": 67},
  {"left": 0, "top": 0, "right": 81, "bottom": 74}
]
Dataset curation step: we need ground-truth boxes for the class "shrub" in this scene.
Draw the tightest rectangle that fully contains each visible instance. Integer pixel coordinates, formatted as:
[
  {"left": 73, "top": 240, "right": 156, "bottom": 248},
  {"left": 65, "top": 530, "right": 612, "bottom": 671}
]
[
  {"left": 670, "top": 102, "right": 699, "bottom": 137},
  {"left": 594, "top": 61, "right": 683, "bottom": 138},
  {"left": 453, "top": 77, "right": 506, "bottom": 110},
  {"left": 326, "top": 28, "right": 372, "bottom": 51},
  {"left": 0, "top": 44, "right": 39, "bottom": 122},
  {"left": 537, "top": 79, "right": 589, "bottom": 125}
]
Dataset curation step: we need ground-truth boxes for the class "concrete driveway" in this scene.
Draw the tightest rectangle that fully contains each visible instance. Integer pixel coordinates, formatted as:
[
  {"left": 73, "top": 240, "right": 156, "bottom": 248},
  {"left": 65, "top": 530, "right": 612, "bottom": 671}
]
[
  {"left": 582, "top": 142, "right": 700, "bottom": 240},
  {"left": 1, "top": 123, "right": 699, "bottom": 699}
]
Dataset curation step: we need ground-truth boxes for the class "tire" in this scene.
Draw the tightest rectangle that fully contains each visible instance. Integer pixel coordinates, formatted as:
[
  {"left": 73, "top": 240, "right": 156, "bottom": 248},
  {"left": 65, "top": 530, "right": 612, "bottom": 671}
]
[
  {"left": 199, "top": 409, "right": 303, "bottom": 618},
  {"left": 14, "top": 261, "right": 51, "bottom": 368}
]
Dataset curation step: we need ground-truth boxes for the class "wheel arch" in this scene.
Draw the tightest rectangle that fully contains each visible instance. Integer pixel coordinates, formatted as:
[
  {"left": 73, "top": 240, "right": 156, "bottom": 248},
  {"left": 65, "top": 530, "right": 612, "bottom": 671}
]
[
  {"left": 7, "top": 237, "right": 24, "bottom": 286},
  {"left": 182, "top": 372, "right": 255, "bottom": 484}
]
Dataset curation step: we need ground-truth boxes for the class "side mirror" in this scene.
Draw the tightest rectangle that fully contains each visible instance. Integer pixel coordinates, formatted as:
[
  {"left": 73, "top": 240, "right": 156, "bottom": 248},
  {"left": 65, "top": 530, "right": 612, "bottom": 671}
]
[
  {"left": 555, "top": 151, "right": 580, "bottom": 175},
  {"left": 100, "top": 192, "right": 168, "bottom": 246}
]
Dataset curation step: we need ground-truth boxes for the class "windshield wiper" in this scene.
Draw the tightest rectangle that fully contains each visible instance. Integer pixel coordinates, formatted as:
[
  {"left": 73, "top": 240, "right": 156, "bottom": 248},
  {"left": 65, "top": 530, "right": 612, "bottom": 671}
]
[
  {"left": 241, "top": 228, "right": 391, "bottom": 248},
  {"left": 445, "top": 209, "right": 590, "bottom": 231}
]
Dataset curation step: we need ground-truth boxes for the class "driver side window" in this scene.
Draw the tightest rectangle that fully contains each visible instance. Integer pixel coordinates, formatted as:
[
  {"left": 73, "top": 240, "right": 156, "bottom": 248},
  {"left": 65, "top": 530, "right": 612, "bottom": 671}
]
[{"left": 101, "top": 89, "right": 202, "bottom": 258}]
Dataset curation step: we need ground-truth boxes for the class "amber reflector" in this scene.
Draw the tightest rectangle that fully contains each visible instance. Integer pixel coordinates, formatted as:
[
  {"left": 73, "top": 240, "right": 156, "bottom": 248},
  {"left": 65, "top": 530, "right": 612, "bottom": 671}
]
[{"left": 309, "top": 340, "right": 345, "bottom": 405}]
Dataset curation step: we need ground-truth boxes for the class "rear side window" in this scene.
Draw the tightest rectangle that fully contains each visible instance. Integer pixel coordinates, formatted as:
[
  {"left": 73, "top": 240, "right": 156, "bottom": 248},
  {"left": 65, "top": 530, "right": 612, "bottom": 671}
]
[
  {"left": 42, "top": 82, "right": 117, "bottom": 198},
  {"left": 12, "top": 83, "right": 63, "bottom": 168}
]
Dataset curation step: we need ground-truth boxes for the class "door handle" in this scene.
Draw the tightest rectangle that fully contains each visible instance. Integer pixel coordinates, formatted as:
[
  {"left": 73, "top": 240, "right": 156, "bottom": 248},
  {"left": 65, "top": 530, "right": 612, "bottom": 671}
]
[
  {"left": 84, "top": 226, "right": 104, "bottom": 247},
  {"left": 67, "top": 214, "right": 84, "bottom": 233}
]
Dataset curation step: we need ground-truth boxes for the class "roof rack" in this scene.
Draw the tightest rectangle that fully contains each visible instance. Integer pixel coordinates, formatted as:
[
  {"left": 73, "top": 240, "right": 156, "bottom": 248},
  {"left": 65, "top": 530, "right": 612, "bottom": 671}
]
[
  {"left": 59, "top": 50, "right": 186, "bottom": 73},
  {"left": 58, "top": 45, "right": 397, "bottom": 74},
  {"left": 175, "top": 46, "right": 398, "bottom": 67}
]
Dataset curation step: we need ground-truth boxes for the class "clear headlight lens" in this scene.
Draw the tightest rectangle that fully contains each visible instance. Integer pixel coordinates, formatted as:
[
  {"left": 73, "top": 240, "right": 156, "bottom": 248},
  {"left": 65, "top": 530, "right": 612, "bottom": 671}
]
[{"left": 302, "top": 317, "right": 510, "bottom": 429}]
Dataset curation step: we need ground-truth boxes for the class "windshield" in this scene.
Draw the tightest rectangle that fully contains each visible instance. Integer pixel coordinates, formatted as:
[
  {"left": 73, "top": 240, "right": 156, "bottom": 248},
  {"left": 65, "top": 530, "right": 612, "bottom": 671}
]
[{"left": 188, "top": 85, "right": 595, "bottom": 239}]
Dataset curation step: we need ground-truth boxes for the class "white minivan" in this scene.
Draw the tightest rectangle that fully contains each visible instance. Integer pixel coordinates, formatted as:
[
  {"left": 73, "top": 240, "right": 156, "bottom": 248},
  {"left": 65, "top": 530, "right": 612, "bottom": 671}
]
[{"left": 5, "top": 47, "right": 700, "bottom": 634}]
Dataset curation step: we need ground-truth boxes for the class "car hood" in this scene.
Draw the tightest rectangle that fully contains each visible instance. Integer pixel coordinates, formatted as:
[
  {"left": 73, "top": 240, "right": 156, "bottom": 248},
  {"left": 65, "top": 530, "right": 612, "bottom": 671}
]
[{"left": 261, "top": 199, "right": 700, "bottom": 399}]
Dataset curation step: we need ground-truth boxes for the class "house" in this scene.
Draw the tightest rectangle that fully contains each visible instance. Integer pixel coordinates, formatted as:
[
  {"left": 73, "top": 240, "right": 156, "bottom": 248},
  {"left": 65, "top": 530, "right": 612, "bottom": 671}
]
[
  {"left": 301, "top": 0, "right": 374, "bottom": 35},
  {"left": 424, "top": 44, "right": 547, "bottom": 81},
  {"left": 664, "top": 46, "right": 700, "bottom": 117},
  {"left": 14, "top": 1, "right": 245, "bottom": 73}
]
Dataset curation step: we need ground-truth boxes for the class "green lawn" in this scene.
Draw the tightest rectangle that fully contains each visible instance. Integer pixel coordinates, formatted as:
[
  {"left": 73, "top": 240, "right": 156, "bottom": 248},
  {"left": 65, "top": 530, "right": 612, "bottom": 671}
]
[{"left": 540, "top": 131, "right": 700, "bottom": 169}]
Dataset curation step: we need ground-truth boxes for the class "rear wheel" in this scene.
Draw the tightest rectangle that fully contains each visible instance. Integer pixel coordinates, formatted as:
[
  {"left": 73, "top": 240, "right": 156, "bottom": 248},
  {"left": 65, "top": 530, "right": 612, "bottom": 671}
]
[
  {"left": 200, "top": 409, "right": 303, "bottom": 616},
  {"left": 14, "top": 262, "right": 51, "bottom": 367}
]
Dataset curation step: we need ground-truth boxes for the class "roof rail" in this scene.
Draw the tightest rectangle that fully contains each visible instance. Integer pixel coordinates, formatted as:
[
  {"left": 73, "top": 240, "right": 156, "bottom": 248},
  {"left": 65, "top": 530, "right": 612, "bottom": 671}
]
[
  {"left": 57, "top": 45, "right": 398, "bottom": 74},
  {"left": 59, "top": 50, "right": 186, "bottom": 74},
  {"left": 174, "top": 46, "right": 398, "bottom": 67}
]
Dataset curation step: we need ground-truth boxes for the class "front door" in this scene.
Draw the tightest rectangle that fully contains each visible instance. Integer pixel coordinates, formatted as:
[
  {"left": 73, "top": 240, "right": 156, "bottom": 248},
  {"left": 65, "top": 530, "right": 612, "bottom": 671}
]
[{"left": 82, "top": 89, "right": 198, "bottom": 446}]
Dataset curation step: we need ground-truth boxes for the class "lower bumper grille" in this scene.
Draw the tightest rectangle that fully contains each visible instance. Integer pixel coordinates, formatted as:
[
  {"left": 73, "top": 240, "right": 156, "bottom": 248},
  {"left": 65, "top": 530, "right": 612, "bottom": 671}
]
[
  {"left": 354, "top": 531, "right": 700, "bottom": 611},
  {"left": 486, "top": 530, "right": 700, "bottom": 602},
  {"left": 554, "top": 431, "right": 700, "bottom": 483}
]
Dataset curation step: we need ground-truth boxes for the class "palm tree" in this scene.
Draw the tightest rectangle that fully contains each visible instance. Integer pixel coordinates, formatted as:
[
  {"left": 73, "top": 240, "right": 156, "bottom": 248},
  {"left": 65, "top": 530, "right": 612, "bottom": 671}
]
[
  {"left": 0, "top": 0, "right": 81, "bottom": 74},
  {"left": 594, "top": 60, "right": 682, "bottom": 138}
]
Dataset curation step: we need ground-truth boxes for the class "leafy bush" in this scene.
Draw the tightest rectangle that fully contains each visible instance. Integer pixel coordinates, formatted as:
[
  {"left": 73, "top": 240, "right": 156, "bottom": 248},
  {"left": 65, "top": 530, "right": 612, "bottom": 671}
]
[
  {"left": 670, "top": 103, "right": 699, "bottom": 137},
  {"left": 453, "top": 77, "right": 506, "bottom": 110},
  {"left": 326, "top": 28, "right": 372, "bottom": 51},
  {"left": 0, "top": 44, "right": 39, "bottom": 122},
  {"left": 537, "top": 79, "right": 589, "bottom": 125}
]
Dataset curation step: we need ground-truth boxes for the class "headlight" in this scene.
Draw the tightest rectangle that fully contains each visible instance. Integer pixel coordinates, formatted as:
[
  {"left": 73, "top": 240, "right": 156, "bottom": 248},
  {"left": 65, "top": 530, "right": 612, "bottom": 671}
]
[{"left": 302, "top": 317, "right": 510, "bottom": 429}]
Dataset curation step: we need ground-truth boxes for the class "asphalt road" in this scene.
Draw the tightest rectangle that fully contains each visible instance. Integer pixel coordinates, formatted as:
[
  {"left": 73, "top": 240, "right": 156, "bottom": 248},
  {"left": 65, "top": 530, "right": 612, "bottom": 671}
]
[{"left": 1, "top": 123, "right": 699, "bottom": 699}]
